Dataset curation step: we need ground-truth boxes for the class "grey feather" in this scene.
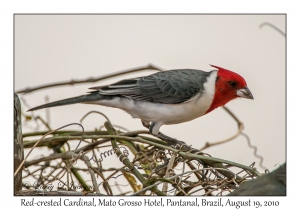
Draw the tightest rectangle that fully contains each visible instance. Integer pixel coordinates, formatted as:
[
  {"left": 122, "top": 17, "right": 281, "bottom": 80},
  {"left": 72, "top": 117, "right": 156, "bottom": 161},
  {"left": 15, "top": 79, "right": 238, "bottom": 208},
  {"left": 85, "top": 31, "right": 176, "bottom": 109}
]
[
  {"left": 92, "top": 69, "right": 213, "bottom": 104},
  {"left": 28, "top": 92, "right": 110, "bottom": 111}
]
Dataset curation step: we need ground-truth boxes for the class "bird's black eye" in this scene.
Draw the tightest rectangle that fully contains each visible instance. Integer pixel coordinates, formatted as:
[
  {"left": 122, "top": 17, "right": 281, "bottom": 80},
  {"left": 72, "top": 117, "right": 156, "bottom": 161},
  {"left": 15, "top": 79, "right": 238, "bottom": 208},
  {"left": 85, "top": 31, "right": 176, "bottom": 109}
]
[{"left": 228, "top": 81, "right": 238, "bottom": 88}]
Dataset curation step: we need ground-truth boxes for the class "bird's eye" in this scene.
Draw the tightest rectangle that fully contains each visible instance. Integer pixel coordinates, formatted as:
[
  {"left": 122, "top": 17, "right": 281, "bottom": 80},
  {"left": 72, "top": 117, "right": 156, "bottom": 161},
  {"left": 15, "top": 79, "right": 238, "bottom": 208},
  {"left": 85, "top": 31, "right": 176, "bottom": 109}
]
[{"left": 228, "top": 81, "right": 238, "bottom": 88}]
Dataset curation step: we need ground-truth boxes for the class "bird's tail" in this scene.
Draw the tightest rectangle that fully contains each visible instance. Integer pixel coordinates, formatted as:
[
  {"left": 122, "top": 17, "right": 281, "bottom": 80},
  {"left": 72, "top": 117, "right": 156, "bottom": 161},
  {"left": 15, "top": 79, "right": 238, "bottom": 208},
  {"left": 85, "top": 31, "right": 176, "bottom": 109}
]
[{"left": 28, "top": 92, "right": 105, "bottom": 111}]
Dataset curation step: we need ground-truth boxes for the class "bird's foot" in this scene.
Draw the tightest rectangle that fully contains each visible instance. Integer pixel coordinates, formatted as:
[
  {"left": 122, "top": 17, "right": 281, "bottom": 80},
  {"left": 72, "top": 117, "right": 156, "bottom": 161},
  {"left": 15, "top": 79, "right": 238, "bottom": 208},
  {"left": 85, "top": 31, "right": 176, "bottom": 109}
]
[{"left": 156, "top": 132, "right": 193, "bottom": 151}]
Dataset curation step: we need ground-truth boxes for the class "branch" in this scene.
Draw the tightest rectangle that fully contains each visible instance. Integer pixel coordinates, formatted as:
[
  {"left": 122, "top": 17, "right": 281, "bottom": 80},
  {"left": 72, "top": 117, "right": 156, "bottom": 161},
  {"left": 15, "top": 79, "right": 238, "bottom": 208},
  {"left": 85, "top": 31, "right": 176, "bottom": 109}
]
[
  {"left": 24, "top": 134, "right": 261, "bottom": 177},
  {"left": 80, "top": 155, "right": 100, "bottom": 194},
  {"left": 14, "top": 123, "right": 85, "bottom": 177},
  {"left": 15, "top": 189, "right": 104, "bottom": 196},
  {"left": 16, "top": 64, "right": 164, "bottom": 94},
  {"left": 131, "top": 168, "right": 236, "bottom": 196},
  {"left": 22, "top": 130, "right": 108, "bottom": 138},
  {"left": 104, "top": 121, "right": 166, "bottom": 196},
  {"left": 23, "top": 131, "right": 162, "bottom": 149},
  {"left": 199, "top": 106, "right": 244, "bottom": 151},
  {"left": 260, "top": 22, "right": 285, "bottom": 37}
]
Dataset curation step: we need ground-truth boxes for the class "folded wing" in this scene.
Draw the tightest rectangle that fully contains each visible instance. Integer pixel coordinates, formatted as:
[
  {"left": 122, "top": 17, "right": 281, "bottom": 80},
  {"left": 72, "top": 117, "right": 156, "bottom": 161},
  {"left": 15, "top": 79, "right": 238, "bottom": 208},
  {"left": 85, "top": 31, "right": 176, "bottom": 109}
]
[{"left": 90, "top": 69, "right": 212, "bottom": 104}]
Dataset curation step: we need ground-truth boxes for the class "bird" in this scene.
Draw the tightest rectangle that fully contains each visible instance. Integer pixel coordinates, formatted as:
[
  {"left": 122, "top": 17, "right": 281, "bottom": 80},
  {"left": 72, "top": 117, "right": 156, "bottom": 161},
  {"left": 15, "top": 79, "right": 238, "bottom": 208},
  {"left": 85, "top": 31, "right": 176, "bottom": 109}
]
[
  {"left": 28, "top": 65, "right": 253, "bottom": 145},
  {"left": 229, "top": 163, "right": 286, "bottom": 196}
]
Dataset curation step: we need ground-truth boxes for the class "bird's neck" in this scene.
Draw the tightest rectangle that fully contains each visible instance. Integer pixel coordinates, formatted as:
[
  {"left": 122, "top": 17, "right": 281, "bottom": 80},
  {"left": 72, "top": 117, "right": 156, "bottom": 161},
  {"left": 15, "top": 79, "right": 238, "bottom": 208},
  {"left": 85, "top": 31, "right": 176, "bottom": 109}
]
[{"left": 205, "top": 75, "right": 238, "bottom": 114}]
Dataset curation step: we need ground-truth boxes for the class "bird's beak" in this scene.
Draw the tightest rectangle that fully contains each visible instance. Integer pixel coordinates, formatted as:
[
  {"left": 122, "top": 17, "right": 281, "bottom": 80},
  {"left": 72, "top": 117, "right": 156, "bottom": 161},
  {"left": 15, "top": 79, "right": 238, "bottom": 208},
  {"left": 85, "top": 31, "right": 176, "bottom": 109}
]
[{"left": 236, "top": 87, "right": 254, "bottom": 99}]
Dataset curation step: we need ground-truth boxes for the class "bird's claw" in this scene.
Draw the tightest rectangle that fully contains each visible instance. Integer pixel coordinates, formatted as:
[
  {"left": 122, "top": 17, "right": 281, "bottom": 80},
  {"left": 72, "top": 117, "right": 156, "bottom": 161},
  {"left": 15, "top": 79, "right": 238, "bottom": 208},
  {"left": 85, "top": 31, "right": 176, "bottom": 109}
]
[{"left": 156, "top": 132, "right": 192, "bottom": 150}]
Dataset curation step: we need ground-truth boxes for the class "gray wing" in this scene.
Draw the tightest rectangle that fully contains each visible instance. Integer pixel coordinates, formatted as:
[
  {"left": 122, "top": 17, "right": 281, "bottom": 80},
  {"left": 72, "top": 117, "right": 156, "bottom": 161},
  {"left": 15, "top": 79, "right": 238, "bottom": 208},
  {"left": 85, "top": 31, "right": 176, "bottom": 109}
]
[{"left": 89, "top": 69, "right": 213, "bottom": 104}]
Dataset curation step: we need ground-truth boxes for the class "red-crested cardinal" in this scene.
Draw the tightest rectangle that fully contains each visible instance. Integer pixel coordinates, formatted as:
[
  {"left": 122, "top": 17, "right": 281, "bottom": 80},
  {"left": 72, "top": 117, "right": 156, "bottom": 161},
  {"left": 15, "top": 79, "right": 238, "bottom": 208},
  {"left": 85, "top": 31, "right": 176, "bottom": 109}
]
[{"left": 28, "top": 65, "right": 253, "bottom": 144}]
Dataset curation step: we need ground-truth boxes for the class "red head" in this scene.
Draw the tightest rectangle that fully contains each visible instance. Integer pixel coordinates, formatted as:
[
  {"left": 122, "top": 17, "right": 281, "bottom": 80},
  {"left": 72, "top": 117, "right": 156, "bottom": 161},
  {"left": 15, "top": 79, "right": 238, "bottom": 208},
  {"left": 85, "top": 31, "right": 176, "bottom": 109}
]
[{"left": 205, "top": 64, "right": 253, "bottom": 114}]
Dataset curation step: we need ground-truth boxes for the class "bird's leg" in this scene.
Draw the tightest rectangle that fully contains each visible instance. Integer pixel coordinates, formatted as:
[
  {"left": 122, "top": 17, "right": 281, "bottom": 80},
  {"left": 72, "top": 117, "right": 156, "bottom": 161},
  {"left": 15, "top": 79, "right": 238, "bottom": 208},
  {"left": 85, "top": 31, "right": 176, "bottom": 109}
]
[
  {"left": 142, "top": 120, "right": 191, "bottom": 148},
  {"left": 141, "top": 120, "right": 150, "bottom": 129},
  {"left": 148, "top": 121, "right": 190, "bottom": 148}
]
